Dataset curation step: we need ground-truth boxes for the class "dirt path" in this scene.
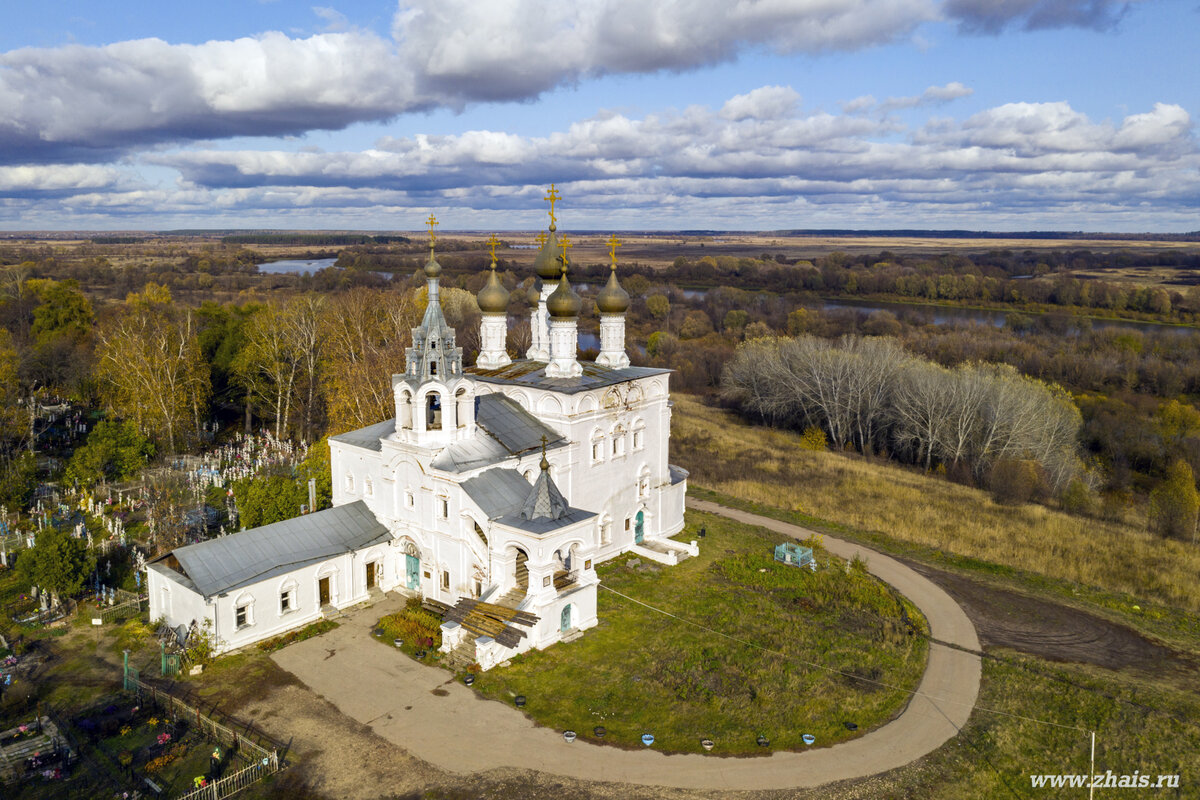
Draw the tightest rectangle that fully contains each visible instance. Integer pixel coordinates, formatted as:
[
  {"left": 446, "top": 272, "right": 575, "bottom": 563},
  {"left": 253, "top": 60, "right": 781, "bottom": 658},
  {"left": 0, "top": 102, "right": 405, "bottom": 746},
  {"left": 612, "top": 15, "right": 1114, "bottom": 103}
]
[
  {"left": 902, "top": 561, "right": 1194, "bottom": 672},
  {"left": 267, "top": 500, "right": 981, "bottom": 792}
]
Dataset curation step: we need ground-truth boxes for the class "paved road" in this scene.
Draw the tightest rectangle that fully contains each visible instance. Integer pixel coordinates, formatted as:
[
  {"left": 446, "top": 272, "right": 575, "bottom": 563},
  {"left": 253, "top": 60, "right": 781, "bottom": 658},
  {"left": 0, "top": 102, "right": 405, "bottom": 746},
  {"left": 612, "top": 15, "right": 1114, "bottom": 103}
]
[{"left": 272, "top": 498, "right": 981, "bottom": 791}]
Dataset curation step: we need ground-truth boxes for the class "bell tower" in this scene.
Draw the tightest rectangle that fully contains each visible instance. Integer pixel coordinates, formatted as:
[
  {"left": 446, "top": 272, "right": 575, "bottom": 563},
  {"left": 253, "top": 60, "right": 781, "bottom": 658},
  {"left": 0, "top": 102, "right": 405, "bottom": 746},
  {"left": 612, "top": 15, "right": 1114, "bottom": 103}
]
[{"left": 393, "top": 214, "right": 475, "bottom": 446}]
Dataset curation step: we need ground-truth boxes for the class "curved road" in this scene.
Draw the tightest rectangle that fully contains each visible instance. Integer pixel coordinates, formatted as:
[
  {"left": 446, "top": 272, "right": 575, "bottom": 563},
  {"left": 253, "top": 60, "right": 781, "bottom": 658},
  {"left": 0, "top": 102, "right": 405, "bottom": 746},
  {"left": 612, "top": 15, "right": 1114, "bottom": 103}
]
[{"left": 273, "top": 498, "right": 981, "bottom": 791}]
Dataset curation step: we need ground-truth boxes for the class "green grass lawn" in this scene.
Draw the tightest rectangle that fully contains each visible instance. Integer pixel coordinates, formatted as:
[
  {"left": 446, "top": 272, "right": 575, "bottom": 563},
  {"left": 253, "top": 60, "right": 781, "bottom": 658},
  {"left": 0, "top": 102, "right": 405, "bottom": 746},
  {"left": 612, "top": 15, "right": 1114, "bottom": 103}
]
[{"left": 471, "top": 510, "right": 928, "bottom": 755}]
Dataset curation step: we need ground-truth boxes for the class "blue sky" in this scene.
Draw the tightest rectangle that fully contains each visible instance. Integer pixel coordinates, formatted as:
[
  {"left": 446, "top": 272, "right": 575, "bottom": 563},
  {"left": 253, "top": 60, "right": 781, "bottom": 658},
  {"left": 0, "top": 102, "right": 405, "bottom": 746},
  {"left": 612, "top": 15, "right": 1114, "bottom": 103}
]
[{"left": 0, "top": 1, "right": 1196, "bottom": 231}]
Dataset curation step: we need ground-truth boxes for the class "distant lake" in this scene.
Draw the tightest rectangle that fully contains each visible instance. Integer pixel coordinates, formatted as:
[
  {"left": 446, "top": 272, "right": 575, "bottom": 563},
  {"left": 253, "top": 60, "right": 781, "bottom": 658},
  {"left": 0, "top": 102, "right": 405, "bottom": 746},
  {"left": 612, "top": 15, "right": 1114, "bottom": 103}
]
[
  {"left": 257, "top": 258, "right": 338, "bottom": 274},
  {"left": 257, "top": 258, "right": 393, "bottom": 280}
]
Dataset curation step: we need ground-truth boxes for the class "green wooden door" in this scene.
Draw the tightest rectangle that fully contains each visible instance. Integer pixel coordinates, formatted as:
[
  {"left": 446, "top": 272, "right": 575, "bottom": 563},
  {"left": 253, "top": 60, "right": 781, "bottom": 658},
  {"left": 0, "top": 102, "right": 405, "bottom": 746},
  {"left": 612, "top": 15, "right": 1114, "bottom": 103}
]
[{"left": 635, "top": 511, "right": 644, "bottom": 544}]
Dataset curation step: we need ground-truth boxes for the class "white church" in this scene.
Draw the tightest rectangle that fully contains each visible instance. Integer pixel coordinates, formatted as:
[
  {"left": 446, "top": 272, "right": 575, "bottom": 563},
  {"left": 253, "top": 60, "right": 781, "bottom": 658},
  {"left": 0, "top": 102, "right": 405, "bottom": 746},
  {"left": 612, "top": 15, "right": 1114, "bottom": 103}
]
[{"left": 147, "top": 195, "right": 692, "bottom": 669}]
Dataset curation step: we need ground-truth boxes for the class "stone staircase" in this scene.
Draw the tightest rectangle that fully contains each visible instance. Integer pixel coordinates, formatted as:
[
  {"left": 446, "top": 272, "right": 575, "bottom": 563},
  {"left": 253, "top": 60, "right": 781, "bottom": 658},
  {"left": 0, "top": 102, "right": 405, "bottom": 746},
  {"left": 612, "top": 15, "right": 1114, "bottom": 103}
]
[{"left": 442, "top": 634, "right": 479, "bottom": 671}]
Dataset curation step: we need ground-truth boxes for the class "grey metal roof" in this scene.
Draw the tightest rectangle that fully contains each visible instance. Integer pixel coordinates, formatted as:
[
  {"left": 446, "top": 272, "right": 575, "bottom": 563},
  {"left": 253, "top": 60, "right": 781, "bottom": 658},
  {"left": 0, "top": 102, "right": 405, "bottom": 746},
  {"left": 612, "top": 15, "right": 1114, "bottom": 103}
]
[
  {"left": 329, "top": 418, "right": 394, "bottom": 452},
  {"left": 469, "top": 359, "right": 671, "bottom": 395},
  {"left": 495, "top": 506, "right": 596, "bottom": 535},
  {"left": 669, "top": 464, "right": 689, "bottom": 485},
  {"left": 430, "top": 394, "right": 567, "bottom": 473},
  {"left": 460, "top": 468, "right": 532, "bottom": 519},
  {"left": 168, "top": 501, "right": 389, "bottom": 597}
]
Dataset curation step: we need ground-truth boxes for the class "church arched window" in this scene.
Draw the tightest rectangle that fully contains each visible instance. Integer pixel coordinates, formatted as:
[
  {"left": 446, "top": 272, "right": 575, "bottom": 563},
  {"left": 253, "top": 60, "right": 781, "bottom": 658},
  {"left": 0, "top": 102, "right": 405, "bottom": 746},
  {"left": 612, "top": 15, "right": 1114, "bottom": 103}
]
[{"left": 426, "top": 393, "right": 442, "bottom": 430}]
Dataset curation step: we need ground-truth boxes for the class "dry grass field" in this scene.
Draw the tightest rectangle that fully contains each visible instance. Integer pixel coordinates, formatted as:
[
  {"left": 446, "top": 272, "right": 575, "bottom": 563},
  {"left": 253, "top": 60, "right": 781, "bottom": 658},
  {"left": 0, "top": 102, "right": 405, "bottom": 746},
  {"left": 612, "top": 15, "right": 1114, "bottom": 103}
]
[{"left": 670, "top": 395, "right": 1200, "bottom": 617}]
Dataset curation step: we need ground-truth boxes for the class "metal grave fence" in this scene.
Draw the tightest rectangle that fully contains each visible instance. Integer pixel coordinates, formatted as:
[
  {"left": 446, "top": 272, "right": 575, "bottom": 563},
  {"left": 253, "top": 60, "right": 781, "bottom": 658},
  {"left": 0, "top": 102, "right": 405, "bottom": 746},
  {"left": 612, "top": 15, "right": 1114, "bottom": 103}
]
[{"left": 123, "top": 675, "right": 280, "bottom": 799}]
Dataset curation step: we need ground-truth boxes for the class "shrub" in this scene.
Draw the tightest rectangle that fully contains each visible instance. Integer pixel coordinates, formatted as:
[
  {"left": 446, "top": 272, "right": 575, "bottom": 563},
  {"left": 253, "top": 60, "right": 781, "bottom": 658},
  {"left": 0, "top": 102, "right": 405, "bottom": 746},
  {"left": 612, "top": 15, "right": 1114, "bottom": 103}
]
[
  {"left": 799, "top": 427, "right": 827, "bottom": 452},
  {"left": 378, "top": 598, "right": 442, "bottom": 649},
  {"left": 989, "top": 458, "right": 1048, "bottom": 505},
  {"left": 1059, "top": 478, "right": 1095, "bottom": 516},
  {"left": 1148, "top": 459, "right": 1199, "bottom": 540}
]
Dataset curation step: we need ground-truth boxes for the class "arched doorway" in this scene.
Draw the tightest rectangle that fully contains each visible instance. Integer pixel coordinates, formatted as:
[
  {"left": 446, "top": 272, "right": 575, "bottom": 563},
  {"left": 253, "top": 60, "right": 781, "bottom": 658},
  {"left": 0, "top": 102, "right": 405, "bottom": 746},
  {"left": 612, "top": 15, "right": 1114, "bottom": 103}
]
[
  {"left": 635, "top": 510, "right": 645, "bottom": 544},
  {"left": 560, "top": 604, "right": 573, "bottom": 633},
  {"left": 402, "top": 540, "right": 421, "bottom": 591}
]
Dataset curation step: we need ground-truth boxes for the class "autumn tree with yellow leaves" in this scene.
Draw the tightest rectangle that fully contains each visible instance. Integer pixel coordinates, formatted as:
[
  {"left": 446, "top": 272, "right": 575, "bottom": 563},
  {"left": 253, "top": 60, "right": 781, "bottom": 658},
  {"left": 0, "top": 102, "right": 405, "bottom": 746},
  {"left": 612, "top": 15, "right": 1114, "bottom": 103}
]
[{"left": 95, "top": 284, "right": 210, "bottom": 453}]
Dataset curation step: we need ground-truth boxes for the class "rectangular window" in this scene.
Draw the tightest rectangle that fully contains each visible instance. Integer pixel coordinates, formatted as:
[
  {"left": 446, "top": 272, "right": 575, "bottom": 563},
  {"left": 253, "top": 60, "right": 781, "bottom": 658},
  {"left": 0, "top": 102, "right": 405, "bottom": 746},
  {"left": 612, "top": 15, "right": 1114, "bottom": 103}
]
[
  {"left": 406, "top": 492, "right": 414, "bottom": 508},
  {"left": 592, "top": 442, "right": 601, "bottom": 460},
  {"left": 236, "top": 604, "right": 250, "bottom": 629},
  {"left": 633, "top": 430, "right": 643, "bottom": 449},
  {"left": 624, "top": 518, "right": 631, "bottom": 531},
  {"left": 442, "top": 571, "right": 450, "bottom": 590},
  {"left": 585, "top": 559, "right": 592, "bottom": 570},
  {"left": 280, "top": 590, "right": 293, "bottom": 614},
  {"left": 440, "top": 498, "right": 449, "bottom": 519}
]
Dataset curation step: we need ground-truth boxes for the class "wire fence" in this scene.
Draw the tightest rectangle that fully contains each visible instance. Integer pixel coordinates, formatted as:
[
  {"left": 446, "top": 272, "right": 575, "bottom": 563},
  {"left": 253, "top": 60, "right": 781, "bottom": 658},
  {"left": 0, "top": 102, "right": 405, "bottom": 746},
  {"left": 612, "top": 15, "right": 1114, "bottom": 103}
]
[{"left": 124, "top": 676, "right": 280, "bottom": 800}]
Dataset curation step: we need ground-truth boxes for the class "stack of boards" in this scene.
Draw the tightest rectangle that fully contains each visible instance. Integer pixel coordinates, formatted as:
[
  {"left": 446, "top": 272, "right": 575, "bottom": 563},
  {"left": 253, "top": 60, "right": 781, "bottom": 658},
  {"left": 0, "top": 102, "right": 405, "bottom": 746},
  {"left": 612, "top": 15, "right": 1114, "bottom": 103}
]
[{"left": 424, "top": 598, "right": 539, "bottom": 648}]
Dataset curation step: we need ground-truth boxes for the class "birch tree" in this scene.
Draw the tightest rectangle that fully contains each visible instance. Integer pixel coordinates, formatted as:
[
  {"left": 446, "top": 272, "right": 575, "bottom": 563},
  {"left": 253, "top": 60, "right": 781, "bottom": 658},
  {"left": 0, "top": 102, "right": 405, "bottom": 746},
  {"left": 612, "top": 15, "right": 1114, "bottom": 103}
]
[{"left": 95, "top": 284, "right": 210, "bottom": 453}]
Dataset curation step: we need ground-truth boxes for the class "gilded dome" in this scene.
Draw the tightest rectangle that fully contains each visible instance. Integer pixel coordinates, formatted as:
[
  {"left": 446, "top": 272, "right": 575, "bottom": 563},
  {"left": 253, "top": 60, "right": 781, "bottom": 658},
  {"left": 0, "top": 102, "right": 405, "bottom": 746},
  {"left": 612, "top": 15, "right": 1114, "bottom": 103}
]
[
  {"left": 595, "top": 266, "right": 630, "bottom": 314},
  {"left": 477, "top": 265, "right": 509, "bottom": 314},
  {"left": 526, "top": 279, "right": 542, "bottom": 306},
  {"left": 533, "top": 227, "right": 562, "bottom": 280},
  {"left": 424, "top": 254, "right": 442, "bottom": 278},
  {"left": 547, "top": 265, "right": 581, "bottom": 319}
]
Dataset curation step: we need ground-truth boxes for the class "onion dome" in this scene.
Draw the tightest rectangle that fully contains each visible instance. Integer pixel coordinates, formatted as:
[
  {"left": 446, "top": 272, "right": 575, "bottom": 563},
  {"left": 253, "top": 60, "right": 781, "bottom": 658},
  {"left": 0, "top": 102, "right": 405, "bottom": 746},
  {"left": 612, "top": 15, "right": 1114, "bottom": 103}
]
[
  {"left": 526, "top": 279, "right": 542, "bottom": 306},
  {"left": 424, "top": 253, "right": 441, "bottom": 278},
  {"left": 533, "top": 226, "right": 562, "bottom": 281},
  {"left": 596, "top": 265, "right": 630, "bottom": 314},
  {"left": 547, "top": 261, "right": 581, "bottom": 319},
  {"left": 477, "top": 262, "right": 509, "bottom": 313}
]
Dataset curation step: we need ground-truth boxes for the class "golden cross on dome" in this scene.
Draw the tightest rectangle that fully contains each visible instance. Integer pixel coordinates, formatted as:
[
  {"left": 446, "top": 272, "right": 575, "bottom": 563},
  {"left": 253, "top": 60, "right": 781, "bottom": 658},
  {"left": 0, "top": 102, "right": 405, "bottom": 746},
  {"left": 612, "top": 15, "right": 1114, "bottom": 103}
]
[
  {"left": 425, "top": 214, "right": 439, "bottom": 246},
  {"left": 606, "top": 234, "right": 622, "bottom": 266},
  {"left": 485, "top": 234, "right": 501, "bottom": 264},
  {"left": 535, "top": 231, "right": 547, "bottom": 247},
  {"left": 558, "top": 235, "right": 572, "bottom": 266},
  {"left": 544, "top": 184, "right": 561, "bottom": 226}
]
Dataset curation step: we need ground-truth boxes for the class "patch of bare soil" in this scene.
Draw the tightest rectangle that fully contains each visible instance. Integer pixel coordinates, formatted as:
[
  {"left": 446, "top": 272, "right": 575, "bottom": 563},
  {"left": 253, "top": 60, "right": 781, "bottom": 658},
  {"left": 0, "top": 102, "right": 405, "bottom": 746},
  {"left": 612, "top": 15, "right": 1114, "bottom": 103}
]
[{"left": 905, "top": 562, "right": 1193, "bottom": 673}]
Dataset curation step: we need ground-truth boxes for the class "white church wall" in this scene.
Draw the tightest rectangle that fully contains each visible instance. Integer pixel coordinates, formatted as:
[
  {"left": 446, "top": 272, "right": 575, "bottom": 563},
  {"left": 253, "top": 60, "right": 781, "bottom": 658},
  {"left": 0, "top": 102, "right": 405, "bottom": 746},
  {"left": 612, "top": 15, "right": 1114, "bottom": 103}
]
[{"left": 148, "top": 543, "right": 396, "bottom": 655}]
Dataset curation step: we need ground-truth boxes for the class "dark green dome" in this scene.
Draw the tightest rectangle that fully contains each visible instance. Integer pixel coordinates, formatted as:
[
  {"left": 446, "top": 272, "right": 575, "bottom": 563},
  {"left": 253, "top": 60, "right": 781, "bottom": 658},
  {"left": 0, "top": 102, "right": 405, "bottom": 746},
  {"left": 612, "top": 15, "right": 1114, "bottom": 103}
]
[
  {"left": 547, "top": 267, "right": 581, "bottom": 319},
  {"left": 533, "top": 227, "right": 562, "bottom": 281},
  {"left": 477, "top": 266, "right": 509, "bottom": 313},
  {"left": 596, "top": 267, "right": 630, "bottom": 314}
]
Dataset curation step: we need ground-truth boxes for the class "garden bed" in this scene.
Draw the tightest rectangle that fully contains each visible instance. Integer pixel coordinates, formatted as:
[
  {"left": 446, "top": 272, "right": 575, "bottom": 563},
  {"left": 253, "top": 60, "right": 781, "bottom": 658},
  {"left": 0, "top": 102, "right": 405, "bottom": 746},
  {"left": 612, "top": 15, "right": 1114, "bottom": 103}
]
[{"left": 470, "top": 511, "right": 928, "bottom": 755}]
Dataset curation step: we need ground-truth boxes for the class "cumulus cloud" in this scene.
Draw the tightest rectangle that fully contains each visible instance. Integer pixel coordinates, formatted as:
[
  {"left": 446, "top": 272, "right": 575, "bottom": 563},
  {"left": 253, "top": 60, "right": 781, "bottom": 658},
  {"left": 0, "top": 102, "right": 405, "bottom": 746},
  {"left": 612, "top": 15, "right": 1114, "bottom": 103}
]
[
  {"left": 398, "top": 0, "right": 937, "bottom": 101},
  {"left": 0, "top": 32, "right": 414, "bottom": 164},
  {"left": 126, "top": 89, "right": 1198, "bottom": 231},
  {"left": 0, "top": 0, "right": 1135, "bottom": 165},
  {"left": 944, "top": 0, "right": 1144, "bottom": 33},
  {"left": 847, "top": 82, "right": 974, "bottom": 113}
]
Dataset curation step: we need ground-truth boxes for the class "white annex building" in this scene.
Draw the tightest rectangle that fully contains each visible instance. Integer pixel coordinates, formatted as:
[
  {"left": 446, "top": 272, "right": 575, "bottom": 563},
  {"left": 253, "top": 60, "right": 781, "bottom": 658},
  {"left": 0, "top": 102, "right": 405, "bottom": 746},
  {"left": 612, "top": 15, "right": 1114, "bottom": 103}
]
[{"left": 148, "top": 199, "right": 692, "bottom": 669}]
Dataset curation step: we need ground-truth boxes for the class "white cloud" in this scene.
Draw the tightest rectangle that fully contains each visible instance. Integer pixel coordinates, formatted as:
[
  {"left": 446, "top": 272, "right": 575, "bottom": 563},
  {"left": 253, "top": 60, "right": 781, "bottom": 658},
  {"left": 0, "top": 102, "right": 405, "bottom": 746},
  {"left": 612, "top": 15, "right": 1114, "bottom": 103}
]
[
  {"left": 113, "top": 91, "right": 1197, "bottom": 232},
  {"left": 720, "top": 86, "right": 801, "bottom": 121},
  {"left": 0, "top": 0, "right": 944, "bottom": 163}
]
